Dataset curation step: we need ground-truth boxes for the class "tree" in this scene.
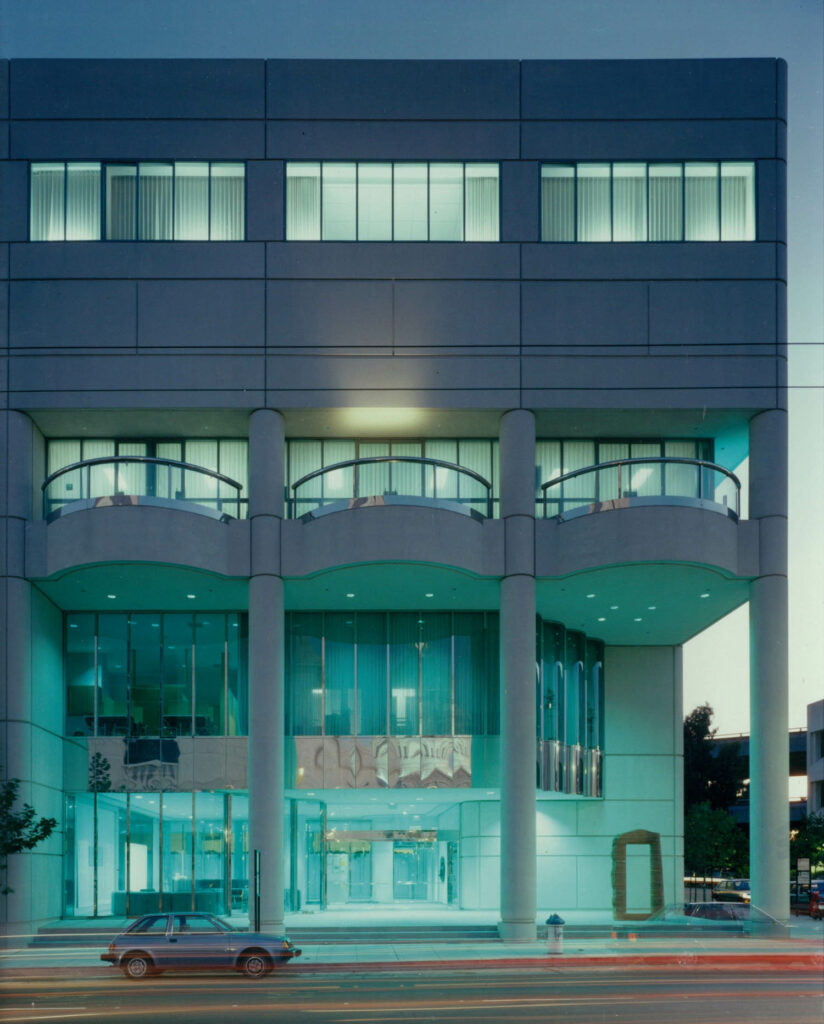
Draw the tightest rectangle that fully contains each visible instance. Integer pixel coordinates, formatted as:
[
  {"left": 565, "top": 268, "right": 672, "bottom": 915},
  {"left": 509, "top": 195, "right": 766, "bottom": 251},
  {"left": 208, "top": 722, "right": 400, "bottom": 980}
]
[
  {"left": 684, "top": 801, "right": 747, "bottom": 879},
  {"left": 683, "top": 703, "right": 746, "bottom": 812},
  {"left": 790, "top": 811, "right": 824, "bottom": 873},
  {"left": 0, "top": 779, "right": 57, "bottom": 895}
]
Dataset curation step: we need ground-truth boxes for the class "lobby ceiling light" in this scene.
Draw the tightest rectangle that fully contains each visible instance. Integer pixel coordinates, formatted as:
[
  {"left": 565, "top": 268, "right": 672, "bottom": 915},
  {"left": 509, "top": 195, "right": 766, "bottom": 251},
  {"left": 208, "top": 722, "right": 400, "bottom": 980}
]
[
  {"left": 107, "top": 594, "right": 116, "bottom": 599},
  {"left": 598, "top": 617, "right": 606, "bottom": 622},
  {"left": 700, "top": 591, "right": 710, "bottom": 599},
  {"left": 425, "top": 593, "right": 434, "bottom": 598},
  {"left": 647, "top": 606, "right": 657, "bottom": 611},
  {"left": 634, "top": 617, "right": 643, "bottom": 622},
  {"left": 187, "top": 594, "right": 196, "bottom": 599},
  {"left": 586, "top": 593, "right": 596, "bottom": 599},
  {"left": 346, "top": 592, "right": 355, "bottom": 598},
  {"left": 610, "top": 605, "right": 619, "bottom": 611}
]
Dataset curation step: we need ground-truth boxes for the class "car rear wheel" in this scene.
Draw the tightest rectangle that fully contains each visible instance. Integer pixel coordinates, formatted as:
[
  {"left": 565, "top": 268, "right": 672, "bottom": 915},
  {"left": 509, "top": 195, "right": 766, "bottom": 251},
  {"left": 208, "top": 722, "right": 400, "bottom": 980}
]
[
  {"left": 241, "top": 951, "right": 272, "bottom": 978},
  {"left": 123, "top": 954, "right": 152, "bottom": 979}
]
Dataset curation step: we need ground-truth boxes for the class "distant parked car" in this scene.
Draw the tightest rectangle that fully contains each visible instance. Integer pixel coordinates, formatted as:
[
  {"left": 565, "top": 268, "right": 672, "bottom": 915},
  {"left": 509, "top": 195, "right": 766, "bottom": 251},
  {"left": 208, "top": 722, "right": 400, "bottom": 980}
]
[
  {"left": 101, "top": 912, "right": 301, "bottom": 979},
  {"left": 712, "top": 878, "right": 751, "bottom": 903},
  {"left": 791, "top": 890, "right": 823, "bottom": 919}
]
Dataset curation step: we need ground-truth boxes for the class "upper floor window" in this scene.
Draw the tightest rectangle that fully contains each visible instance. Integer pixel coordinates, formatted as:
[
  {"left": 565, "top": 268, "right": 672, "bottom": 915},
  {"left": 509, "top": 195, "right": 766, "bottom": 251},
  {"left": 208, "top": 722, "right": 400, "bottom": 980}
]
[
  {"left": 30, "top": 162, "right": 245, "bottom": 241},
  {"left": 286, "top": 162, "right": 499, "bottom": 241},
  {"left": 541, "top": 162, "right": 755, "bottom": 242}
]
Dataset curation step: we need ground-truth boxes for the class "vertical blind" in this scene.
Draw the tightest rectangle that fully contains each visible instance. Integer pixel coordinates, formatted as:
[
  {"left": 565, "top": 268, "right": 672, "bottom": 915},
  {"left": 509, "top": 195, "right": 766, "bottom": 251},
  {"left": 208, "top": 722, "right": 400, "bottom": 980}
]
[
  {"left": 541, "top": 161, "right": 755, "bottom": 242},
  {"left": 31, "top": 162, "right": 245, "bottom": 240},
  {"left": 286, "top": 162, "right": 500, "bottom": 241}
]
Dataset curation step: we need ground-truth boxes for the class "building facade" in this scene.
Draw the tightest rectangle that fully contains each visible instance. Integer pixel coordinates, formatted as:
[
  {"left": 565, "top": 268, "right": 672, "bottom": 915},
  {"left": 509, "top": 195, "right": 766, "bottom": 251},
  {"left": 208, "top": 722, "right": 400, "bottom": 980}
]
[{"left": 0, "top": 58, "right": 788, "bottom": 937}]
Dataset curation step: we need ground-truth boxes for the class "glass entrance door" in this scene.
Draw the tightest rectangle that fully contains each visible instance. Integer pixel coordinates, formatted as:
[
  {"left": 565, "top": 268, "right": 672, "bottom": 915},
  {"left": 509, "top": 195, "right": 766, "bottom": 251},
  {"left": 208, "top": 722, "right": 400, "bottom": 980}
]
[{"left": 393, "top": 841, "right": 433, "bottom": 900}]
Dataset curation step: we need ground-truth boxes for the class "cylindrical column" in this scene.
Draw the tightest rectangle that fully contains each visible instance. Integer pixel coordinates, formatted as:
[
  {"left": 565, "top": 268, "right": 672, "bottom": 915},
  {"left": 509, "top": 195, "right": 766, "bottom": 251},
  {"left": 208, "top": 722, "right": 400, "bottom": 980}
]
[
  {"left": 748, "top": 408, "right": 789, "bottom": 923},
  {"left": 247, "top": 408, "right": 286, "bottom": 930},
  {"left": 498, "top": 409, "right": 537, "bottom": 941}
]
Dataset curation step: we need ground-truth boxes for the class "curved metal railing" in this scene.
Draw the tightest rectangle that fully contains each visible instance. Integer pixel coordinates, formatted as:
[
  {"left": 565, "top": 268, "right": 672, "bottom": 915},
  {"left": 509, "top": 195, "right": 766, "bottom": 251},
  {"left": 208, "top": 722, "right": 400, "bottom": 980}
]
[
  {"left": 291, "top": 455, "right": 493, "bottom": 519},
  {"left": 42, "top": 456, "right": 244, "bottom": 520},
  {"left": 540, "top": 457, "right": 740, "bottom": 519}
]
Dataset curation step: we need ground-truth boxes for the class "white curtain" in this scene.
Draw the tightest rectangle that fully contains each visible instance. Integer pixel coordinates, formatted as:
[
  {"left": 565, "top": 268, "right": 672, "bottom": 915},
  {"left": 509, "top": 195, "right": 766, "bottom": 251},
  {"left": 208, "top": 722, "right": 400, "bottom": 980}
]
[
  {"left": 541, "top": 166, "right": 574, "bottom": 241},
  {"left": 576, "top": 164, "right": 611, "bottom": 241},
  {"left": 139, "top": 164, "right": 173, "bottom": 240},
  {"left": 30, "top": 164, "right": 65, "bottom": 240},
  {"left": 393, "top": 163, "right": 427, "bottom": 240},
  {"left": 429, "top": 163, "right": 463, "bottom": 241},
  {"left": 210, "top": 163, "right": 245, "bottom": 240},
  {"left": 289, "top": 441, "right": 323, "bottom": 511},
  {"left": 465, "top": 164, "right": 499, "bottom": 241},
  {"left": 612, "top": 163, "right": 646, "bottom": 241},
  {"left": 322, "top": 440, "right": 355, "bottom": 500},
  {"left": 424, "top": 440, "right": 458, "bottom": 501},
  {"left": 106, "top": 165, "right": 137, "bottom": 239},
  {"left": 664, "top": 440, "right": 699, "bottom": 497},
  {"left": 721, "top": 162, "right": 755, "bottom": 241},
  {"left": 66, "top": 163, "right": 101, "bottom": 240},
  {"left": 286, "top": 163, "right": 321, "bottom": 240},
  {"left": 562, "top": 440, "right": 595, "bottom": 509},
  {"left": 46, "top": 439, "right": 81, "bottom": 503},
  {"left": 358, "top": 163, "right": 392, "bottom": 240},
  {"left": 649, "top": 164, "right": 683, "bottom": 241},
  {"left": 629, "top": 442, "right": 661, "bottom": 496},
  {"left": 174, "top": 163, "right": 209, "bottom": 240},
  {"left": 685, "top": 163, "right": 719, "bottom": 240},
  {"left": 389, "top": 442, "right": 423, "bottom": 497},
  {"left": 184, "top": 440, "right": 219, "bottom": 506},
  {"left": 322, "top": 163, "right": 356, "bottom": 240},
  {"left": 116, "top": 442, "right": 148, "bottom": 496},
  {"left": 83, "top": 439, "right": 116, "bottom": 499}
]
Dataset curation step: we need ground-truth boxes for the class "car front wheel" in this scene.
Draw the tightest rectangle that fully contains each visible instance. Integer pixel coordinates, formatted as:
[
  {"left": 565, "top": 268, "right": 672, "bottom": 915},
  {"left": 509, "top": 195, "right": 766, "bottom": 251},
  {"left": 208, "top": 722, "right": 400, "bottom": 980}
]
[
  {"left": 123, "top": 954, "right": 152, "bottom": 979},
  {"left": 241, "top": 952, "right": 272, "bottom": 978}
]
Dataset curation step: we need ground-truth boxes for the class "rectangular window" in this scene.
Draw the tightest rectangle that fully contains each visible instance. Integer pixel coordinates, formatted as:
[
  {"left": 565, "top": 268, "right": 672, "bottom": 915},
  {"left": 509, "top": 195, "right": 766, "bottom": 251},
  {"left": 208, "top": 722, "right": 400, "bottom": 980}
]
[
  {"left": 286, "top": 162, "right": 499, "bottom": 241},
  {"left": 31, "top": 161, "right": 243, "bottom": 241},
  {"left": 541, "top": 161, "right": 754, "bottom": 242}
]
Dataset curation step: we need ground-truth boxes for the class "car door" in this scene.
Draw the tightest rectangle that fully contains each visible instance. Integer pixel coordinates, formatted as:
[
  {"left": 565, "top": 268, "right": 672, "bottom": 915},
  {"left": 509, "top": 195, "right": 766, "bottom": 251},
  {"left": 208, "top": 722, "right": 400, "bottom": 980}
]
[{"left": 169, "top": 913, "right": 231, "bottom": 970}]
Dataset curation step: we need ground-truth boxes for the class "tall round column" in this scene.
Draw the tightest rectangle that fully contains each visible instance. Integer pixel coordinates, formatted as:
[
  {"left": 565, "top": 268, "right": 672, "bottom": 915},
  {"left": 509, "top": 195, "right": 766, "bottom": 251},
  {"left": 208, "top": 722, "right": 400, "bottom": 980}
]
[
  {"left": 498, "top": 409, "right": 537, "bottom": 940},
  {"left": 247, "top": 409, "right": 285, "bottom": 930},
  {"left": 748, "top": 408, "right": 789, "bottom": 923}
]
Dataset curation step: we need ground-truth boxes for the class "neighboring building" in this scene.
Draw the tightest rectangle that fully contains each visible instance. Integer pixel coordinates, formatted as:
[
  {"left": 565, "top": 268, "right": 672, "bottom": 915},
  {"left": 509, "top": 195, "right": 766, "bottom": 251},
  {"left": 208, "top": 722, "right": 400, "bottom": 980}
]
[
  {"left": 808, "top": 701, "right": 824, "bottom": 816},
  {"left": 0, "top": 58, "right": 788, "bottom": 937}
]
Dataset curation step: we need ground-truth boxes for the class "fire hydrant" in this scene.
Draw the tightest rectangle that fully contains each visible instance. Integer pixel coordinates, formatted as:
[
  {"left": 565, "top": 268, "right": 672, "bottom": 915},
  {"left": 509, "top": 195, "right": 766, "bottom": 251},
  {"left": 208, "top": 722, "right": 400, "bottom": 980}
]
[{"left": 546, "top": 914, "right": 565, "bottom": 955}]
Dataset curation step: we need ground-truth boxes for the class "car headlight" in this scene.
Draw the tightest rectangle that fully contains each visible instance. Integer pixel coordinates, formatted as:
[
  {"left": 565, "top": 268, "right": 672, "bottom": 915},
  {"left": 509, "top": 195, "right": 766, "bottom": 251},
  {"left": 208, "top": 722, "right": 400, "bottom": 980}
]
[{"left": 281, "top": 940, "right": 293, "bottom": 950}]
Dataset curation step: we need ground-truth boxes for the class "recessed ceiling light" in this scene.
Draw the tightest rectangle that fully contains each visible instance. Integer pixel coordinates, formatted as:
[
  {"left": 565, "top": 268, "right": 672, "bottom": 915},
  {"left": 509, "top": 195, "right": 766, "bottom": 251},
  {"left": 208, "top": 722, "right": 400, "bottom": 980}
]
[
  {"left": 107, "top": 594, "right": 116, "bottom": 599},
  {"left": 187, "top": 594, "right": 196, "bottom": 599},
  {"left": 346, "top": 592, "right": 355, "bottom": 598},
  {"left": 634, "top": 617, "right": 642, "bottom": 622},
  {"left": 425, "top": 593, "right": 434, "bottom": 598},
  {"left": 598, "top": 617, "right": 606, "bottom": 622},
  {"left": 610, "top": 605, "right": 619, "bottom": 611},
  {"left": 700, "top": 592, "right": 710, "bottom": 599},
  {"left": 69, "top": 623, "right": 78, "bottom": 628},
  {"left": 151, "top": 623, "right": 160, "bottom": 628},
  {"left": 648, "top": 606, "right": 656, "bottom": 611},
  {"left": 586, "top": 593, "right": 596, "bottom": 599}
]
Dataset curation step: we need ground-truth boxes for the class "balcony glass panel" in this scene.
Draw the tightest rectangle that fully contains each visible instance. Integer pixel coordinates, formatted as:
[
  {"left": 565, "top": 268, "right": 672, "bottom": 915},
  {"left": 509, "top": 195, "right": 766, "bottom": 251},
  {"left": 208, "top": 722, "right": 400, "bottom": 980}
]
[{"left": 357, "top": 443, "right": 390, "bottom": 496}]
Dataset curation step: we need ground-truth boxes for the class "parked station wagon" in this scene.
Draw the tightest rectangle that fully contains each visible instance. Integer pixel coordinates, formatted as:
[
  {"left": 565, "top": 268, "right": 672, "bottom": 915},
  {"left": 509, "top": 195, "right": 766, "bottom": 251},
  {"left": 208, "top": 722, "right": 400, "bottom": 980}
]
[{"left": 101, "top": 912, "right": 301, "bottom": 979}]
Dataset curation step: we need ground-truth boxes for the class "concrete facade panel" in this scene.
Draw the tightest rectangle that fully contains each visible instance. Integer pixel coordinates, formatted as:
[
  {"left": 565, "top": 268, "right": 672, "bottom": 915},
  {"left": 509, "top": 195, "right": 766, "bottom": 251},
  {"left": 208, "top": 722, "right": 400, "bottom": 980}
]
[
  {"left": 522, "top": 119, "right": 776, "bottom": 161},
  {"left": 266, "top": 242, "right": 520, "bottom": 280},
  {"left": 266, "top": 120, "right": 519, "bottom": 161},
  {"left": 11, "top": 242, "right": 266, "bottom": 280},
  {"left": 501, "top": 161, "right": 539, "bottom": 243},
  {"left": 394, "top": 281, "right": 520, "bottom": 349},
  {"left": 521, "top": 243, "right": 778, "bottom": 281},
  {"left": 10, "top": 280, "right": 136, "bottom": 348},
  {"left": 138, "top": 280, "right": 265, "bottom": 348},
  {"left": 267, "top": 59, "right": 520, "bottom": 120},
  {"left": 649, "top": 281, "right": 777, "bottom": 347},
  {"left": 246, "top": 160, "right": 283, "bottom": 241},
  {"left": 522, "top": 281, "right": 647, "bottom": 348},
  {"left": 267, "top": 280, "right": 392, "bottom": 348},
  {"left": 0, "top": 161, "right": 28, "bottom": 240},
  {"left": 10, "top": 59, "right": 265, "bottom": 119},
  {"left": 604, "top": 646, "right": 679, "bottom": 756},
  {"left": 11, "top": 120, "right": 265, "bottom": 160},
  {"left": 521, "top": 59, "right": 780, "bottom": 120}
]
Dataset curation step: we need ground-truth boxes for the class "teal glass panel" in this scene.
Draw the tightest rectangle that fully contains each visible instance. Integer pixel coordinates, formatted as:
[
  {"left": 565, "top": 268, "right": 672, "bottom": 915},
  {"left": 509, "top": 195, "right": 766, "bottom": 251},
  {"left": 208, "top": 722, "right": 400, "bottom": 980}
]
[
  {"left": 96, "top": 792, "right": 128, "bottom": 916},
  {"left": 325, "top": 614, "right": 355, "bottom": 735},
  {"left": 162, "top": 614, "right": 193, "bottom": 736},
  {"left": 130, "top": 614, "right": 161, "bottom": 737},
  {"left": 539, "top": 622, "right": 564, "bottom": 742},
  {"left": 565, "top": 631, "right": 585, "bottom": 747},
  {"left": 585, "top": 638, "right": 603, "bottom": 749},
  {"left": 420, "top": 613, "right": 451, "bottom": 734},
  {"left": 453, "top": 613, "right": 485, "bottom": 735},
  {"left": 389, "top": 613, "right": 419, "bottom": 735},
  {"left": 229, "top": 793, "right": 249, "bottom": 912},
  {"left": 71, "top": 792, "right": 96, "bottom": 915},
  {"left": 195, "top": 614, "right": 224, "bottom": 736},
  {"left": 161, "top": 792, "right": 193, "bottom": 910},
  {"left": 194, "top": 792, "right": 228, "bottom": 915},
  {"left": 66, "top": 613, "right": 96, "bottom": 736},
  {"left": 356, "top": 613, "right": 387, "bottom": 735},
  {"left": 129, "top": 793, "right": 161, "bottom": 905},
  {"left": 227, "top": 614, "right": 248, "bottom": 736},
  {"left": 97, "top": 614, "right": 129, "bottom": 736},
  {"left": 287, "top": 613, "right": 323, "bottom": 734}
]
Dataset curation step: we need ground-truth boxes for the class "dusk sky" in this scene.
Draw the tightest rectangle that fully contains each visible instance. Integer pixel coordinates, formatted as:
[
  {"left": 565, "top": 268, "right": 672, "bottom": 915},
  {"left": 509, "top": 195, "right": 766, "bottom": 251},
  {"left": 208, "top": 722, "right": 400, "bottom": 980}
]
[{"left": 3, "top": 0, "right": 822, "bottom": 751}]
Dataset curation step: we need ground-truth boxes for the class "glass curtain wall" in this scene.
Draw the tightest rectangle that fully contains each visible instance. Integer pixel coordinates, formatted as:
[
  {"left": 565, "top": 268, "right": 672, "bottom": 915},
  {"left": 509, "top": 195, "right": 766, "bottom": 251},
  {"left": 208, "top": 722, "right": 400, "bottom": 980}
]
[
  {"left": 541, "top": 162, "right": 755, "bottom": 242},
  {"left": 64, "top": 790, "right": 245, "bottom": 918},
  {"left": 64, "top": 612, "right": 248, "bottom": 739},
  {"left": 286, "top": 611, "right": 499, "bottom": 739},
  {"left": 286, "top": 162, "right": 499, "bottom": 241},
  {"left": 286, "top": 438, "right": 499, "bottom": 517}
]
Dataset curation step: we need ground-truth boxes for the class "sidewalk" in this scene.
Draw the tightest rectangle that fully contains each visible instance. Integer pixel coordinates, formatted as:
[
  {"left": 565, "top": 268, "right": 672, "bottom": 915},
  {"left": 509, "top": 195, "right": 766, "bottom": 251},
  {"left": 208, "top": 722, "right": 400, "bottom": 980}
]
[{"left": 1, "top": 918, "right": 821, "bottom": 975}]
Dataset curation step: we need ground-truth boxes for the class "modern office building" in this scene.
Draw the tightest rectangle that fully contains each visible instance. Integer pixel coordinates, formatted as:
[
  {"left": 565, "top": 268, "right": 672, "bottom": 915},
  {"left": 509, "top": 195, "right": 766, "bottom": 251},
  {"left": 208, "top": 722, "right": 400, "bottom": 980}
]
[{"left": 0, "top": 58, "right": 788, "bottom": 938}]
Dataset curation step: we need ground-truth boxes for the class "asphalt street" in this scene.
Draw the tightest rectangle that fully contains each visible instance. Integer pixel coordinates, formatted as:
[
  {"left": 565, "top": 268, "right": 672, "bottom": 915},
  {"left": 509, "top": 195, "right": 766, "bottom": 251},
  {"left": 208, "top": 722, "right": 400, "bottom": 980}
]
[{"left": 2, "top": 965, "right": 823, "bottom": 1024}]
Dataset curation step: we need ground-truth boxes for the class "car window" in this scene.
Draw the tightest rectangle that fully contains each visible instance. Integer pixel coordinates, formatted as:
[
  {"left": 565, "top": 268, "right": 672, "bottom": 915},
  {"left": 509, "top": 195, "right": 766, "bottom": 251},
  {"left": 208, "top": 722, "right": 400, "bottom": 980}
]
[
  {"left": 130, "top": 915, "right": 168, "bottom": 934},
  {"left": 173, "top": 914, "right": 223, "bottom": 934}
]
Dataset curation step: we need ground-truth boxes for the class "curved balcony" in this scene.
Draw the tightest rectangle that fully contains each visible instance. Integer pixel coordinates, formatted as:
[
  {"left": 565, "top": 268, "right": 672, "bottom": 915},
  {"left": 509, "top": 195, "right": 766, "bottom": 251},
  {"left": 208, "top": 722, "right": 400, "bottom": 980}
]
[
  {"left": 42, "top": 456, "right": 244, "bottom": 521},
  {"left": 291, "top": 456, "right": 494, "bottom": 520},
  {"left": 540, "top": 457, "right": 740, "bottom": 521}
]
